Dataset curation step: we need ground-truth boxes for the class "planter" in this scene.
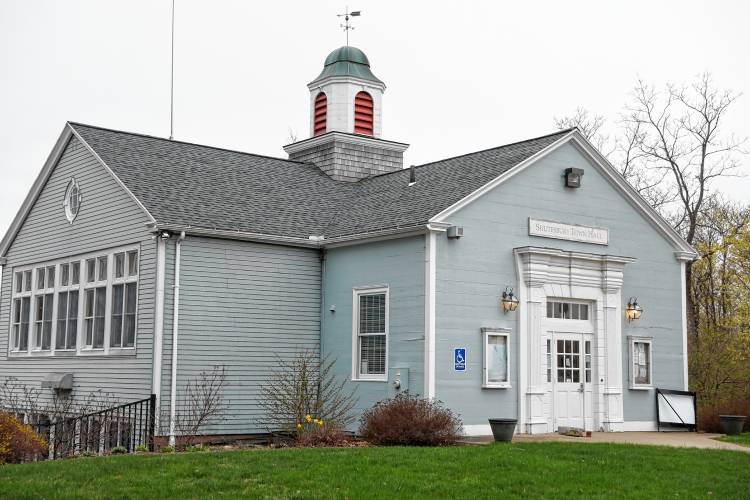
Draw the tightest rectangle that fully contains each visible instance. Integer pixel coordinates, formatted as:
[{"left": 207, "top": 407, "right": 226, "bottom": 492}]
[
  {"left": 488, "top": 418, "right": 517, "bottom": 442},
  {"left": 719, "top": 415, "right": 746, "bottom": 435}
]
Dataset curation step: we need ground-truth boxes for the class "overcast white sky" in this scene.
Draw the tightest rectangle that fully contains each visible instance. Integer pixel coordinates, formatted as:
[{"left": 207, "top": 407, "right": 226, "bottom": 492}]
[{"left": 1, "top": 0, "right": 748, "bottom": 238}]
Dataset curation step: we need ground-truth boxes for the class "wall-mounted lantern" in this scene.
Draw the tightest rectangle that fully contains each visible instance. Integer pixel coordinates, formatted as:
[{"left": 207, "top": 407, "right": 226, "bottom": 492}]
[
  {"left": 501, "top": 287, "right": 519, "bottom": 313},
  {"left": 625, "top": 297, "right": 643, "bottom": 322},
  {"left": 564, "top": 167, "right": 584, "bottom": 188}
]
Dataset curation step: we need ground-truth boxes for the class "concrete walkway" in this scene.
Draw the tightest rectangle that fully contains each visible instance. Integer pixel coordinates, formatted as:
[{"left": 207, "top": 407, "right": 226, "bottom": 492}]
[{"left": 464, "top": 432, "right": 750, "bottom": 453}]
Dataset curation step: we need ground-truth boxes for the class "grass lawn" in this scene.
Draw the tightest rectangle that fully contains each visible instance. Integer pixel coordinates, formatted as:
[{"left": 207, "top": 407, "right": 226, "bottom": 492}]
[
  {"left": 718, "top": 432, "right": 750, "bottom": 447},
  {"left": 1, "top": 442, "right": 749, "bottom": 499}
]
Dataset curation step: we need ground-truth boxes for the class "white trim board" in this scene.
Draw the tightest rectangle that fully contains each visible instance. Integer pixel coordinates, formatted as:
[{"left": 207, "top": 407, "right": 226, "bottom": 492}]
[
  {"left": 622, "top": 420, "right": 658, "bottom": 432},
  {"left": 430, "top": 130, "right": 697, "bottom": 261}
]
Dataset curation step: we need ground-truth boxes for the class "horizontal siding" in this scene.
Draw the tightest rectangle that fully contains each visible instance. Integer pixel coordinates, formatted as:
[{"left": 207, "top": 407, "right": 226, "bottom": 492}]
[
  {"left": 159, "top": 237, "right": 321, "bottom": 435},
  {"left": 0, "top": 136, "right": 155, "bottom": 408},
  {"left": 435, "top": 142, "right": 684, "bottom": 425},
  {"left": 322, "top": 236, "right": 426, "bottom": 431}
]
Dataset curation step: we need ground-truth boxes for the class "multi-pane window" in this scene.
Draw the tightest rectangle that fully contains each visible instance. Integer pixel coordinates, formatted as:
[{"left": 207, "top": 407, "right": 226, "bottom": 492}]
[
  {"left": 111, "top": 251, "right": 139, "bottom": 348},
  {"left": 8, "top": 246, "right": 139, "bottom": 356},
  {"left": 630, "top": 337, "right": 652, "bottom": 388},
  {"left": 354, "top": 288, "right": 388, "bottom": 379},
  {"left": 482, "top": 328, "right": 510, "bottom": 388},
  {"left": 547, "top": 300, "right": 589, "bottom": 320}
]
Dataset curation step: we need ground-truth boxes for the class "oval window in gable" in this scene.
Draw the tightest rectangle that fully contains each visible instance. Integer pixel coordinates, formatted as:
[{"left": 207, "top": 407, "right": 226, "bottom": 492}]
[{"left": 63, "top": 178, "right": 82, "bottom": 223}]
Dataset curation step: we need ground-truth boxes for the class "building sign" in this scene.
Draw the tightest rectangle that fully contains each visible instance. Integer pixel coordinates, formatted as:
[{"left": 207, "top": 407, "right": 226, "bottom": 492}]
[
  {"left": 528, "top": 218, "right": 609, "bottom": 245},
  {"left": 454, "top": 348, "right": 466, "bottom": 371}
]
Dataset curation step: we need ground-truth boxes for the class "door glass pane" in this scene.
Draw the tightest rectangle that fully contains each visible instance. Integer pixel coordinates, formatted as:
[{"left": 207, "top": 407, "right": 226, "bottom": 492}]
[
  {"left": 572, "top": 340, "right": 579, "bottom": 353},
  {"left": 573, "top": 370, "right": 580, "bottom": 383},
  {"left": 557, "top": 339, "right": 563, "bottom": 353},
  {"left": 557, "top": 369, "right": 565, "bottom": 382},
  {"left": 565, "top": 340, "right": 572, "bottom": 353}
]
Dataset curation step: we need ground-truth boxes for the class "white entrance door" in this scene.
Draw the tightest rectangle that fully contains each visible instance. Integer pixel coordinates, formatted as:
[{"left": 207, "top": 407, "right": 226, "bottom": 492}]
[{"left": 553, "top": 333, "right": 594, "bottom": 431}]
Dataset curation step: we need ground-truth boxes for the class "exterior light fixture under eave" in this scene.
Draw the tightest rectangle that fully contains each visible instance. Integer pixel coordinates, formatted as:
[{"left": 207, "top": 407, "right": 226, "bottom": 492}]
[
  {"left": 501, "top": 287, "right": 519, "bottom": 313},
  {"left": 625, "top": 297, "right": 643, "bottom": 322}
]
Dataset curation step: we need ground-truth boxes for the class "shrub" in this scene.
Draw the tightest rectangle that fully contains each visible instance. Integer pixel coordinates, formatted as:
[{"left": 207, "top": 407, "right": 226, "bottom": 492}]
[
  {"left": 259, "top": 351, "right": 358, "bottom": 434},
  {"left": 359, "top": 393, "right": 462, "bottom": 446},
  {"left": 160, "top": 445, "right": 175, "bottom": 453},
  {"left": 0, "top": 412, "right": 48, "bottom": 464},
  {"left": 110, "top": 446, "right": 127, "bottom": 455},
  {"left": 294, "top": 416, "right": 348, "bottom": 447},
  {"left": 698, "top": 398, "right": 750, "bottom": 433},
  {"left": 185, "top": 444, "right": 209, "bottom": 452},
  {"left": 135, "top": 444, "right": 149, "bottom": 453}
]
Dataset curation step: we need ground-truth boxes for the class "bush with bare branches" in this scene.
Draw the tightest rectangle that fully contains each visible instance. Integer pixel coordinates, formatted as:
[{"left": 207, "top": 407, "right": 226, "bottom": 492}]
[
  {"left": 174, "top": 366, "right": 229, "bottom": 448},
  {"left": 258, "top": 350, "right": 358, "bottom": 437}
]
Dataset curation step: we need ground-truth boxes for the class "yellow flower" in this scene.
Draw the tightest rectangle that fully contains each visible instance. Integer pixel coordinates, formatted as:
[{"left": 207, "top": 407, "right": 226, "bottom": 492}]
[
  {"left": 313, "top": 419, "right": 319, "bottom": 425},
  {"left": 319, "top": 420, "right": 324, "bottom": 425},
  {"left": 305, "top": 415, "right": 312, "bottom": 422},
  {"left": 296, "top": 423, "right": 303, "bottom": 430}
]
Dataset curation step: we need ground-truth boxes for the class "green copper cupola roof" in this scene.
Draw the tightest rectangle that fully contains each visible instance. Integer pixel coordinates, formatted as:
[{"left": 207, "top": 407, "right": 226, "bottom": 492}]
[{"left": 310, "top": 46, "right": 383, "bottom": 84}]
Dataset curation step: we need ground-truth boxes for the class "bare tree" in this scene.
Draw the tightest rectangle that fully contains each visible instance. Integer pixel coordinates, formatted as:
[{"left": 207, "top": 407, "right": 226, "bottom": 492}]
[
  {"left": 554, "top": 107, "right": 673, "bottom": 209},
  {"left": 174, "top": 365, "right": 229, "bottom": 447},
  {"left": 556, "top": 74, "right": 746, "bottom": 338},
  {"left": 624, "top": 73, "right": 746, "bottom": 336},
  {"left": 258, "top": 350, "right": 358, "bottom": 434}
]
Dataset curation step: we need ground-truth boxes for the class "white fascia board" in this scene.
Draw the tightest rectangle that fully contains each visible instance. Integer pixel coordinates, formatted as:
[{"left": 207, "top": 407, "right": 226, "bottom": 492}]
[
  {"left": 68, "top": 123, "right": 156, "bottom": 225},
  {"left": 283, "top": 131, "right": 409, "bottom": 155},
  {"left": 307, "top": 75, "right": 386, "bottom": 92},
  {"left": 514, "top": 246, "right": 636, "bottom": 265},
  {"left": 429, "top": 129, "right": 698, "bottom": 261},
  {"left": 0, "top": 124, "right": 73, "bottom": 258}
]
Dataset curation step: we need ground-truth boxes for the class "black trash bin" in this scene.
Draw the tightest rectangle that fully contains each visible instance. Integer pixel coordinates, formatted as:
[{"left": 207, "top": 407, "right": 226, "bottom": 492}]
[
  {"left": 488, "top": 418, "right": 517, "bottom": 442},
  {"left": 719, "top": 415, "right": 746, "bottom": 435}
]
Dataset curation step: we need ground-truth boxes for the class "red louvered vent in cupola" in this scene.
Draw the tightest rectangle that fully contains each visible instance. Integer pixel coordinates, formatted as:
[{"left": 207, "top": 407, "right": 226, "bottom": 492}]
[
  {"left": 354, "top": 91, "right": 374, "bottom": 135},
  {"left": 313, "top": 92, "right": 327, "bottom": 136}
]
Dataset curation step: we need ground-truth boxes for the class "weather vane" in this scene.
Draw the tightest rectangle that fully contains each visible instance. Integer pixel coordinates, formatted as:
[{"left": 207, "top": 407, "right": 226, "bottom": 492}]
[{"left": 337, "top": 7, "right": 361, "bottom": 46}]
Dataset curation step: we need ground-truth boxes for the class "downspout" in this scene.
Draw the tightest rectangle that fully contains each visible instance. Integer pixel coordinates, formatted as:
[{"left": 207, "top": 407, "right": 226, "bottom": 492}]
[
  {"left": 152, "top": 232, "right": 168, "bottom": 434},
  {"left": 168, "top": 231, "right": 186, "bottom": 447}
]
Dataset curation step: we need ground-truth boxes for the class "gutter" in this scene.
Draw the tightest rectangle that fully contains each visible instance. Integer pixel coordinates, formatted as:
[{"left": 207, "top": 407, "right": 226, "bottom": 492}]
[
  {"left": 150, "top": 223, "right": 435, "bottom": 249},
  {"left": 168, "top": 231, "right": 186, "bottom": 447}
]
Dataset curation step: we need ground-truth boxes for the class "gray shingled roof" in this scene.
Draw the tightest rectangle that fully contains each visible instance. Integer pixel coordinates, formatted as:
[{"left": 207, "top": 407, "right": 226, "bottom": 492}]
[{"left": 70, "top": 123, "right": 569, "bottom": 240}]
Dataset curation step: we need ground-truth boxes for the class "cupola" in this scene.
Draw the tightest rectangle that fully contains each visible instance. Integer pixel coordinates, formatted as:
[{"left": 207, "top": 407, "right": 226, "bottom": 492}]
[
  {"left": 284, "top": 46, "right": 409, "bottom": 182},
  {"left": 306, "top": 46, "right": 385, "bottom": 138}
]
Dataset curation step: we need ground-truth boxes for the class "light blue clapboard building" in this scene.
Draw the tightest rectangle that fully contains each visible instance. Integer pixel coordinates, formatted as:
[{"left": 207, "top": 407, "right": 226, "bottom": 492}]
[{"left": 0, "top": 46, "right": 697, "bottom": 439}]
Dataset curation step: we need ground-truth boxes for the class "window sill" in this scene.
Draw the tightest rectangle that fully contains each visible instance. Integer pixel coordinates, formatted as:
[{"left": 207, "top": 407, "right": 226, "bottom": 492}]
[
  {"left": 629, "top": 385, "right": 653, "bottom": 391},
  {"left": 483, "top": 384, "right": 512, "bottom": 389},
  {"left": 351, "top": 377, "right": 387, "bottom": 383}
]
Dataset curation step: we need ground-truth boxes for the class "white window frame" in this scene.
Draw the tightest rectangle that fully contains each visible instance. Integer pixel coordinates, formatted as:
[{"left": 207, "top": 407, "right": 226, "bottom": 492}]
[
  {"left": 482, "top": 327, "right": 511, "bottom": 389},
  {"left": 545, "top": 299, "right": 592, "bottom": 322},
  {"left": 351, "top": 285, "right": 389, "bottom": 382},
  {"left": 6, "top": 245, "right": 140, "bottom": 358},
  {"left": 10, "top": 271, "right": 32, "bottom": 352},
  {"left": 628, "top": 336, "right": 653, "bottom": 390}
]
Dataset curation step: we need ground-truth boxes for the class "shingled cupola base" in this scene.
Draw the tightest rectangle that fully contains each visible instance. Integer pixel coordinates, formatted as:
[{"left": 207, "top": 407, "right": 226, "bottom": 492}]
[{"left": 283, "top": 132, "right": 409, "bottom": 182}]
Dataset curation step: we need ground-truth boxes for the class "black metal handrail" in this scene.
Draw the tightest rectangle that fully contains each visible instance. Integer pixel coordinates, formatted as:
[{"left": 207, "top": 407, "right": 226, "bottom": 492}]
[{"left": 33, "top": 394, "right": 156, "bottom": 459}]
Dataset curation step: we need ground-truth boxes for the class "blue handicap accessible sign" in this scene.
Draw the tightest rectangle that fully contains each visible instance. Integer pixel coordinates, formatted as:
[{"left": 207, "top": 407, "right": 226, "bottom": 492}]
[{"left": 454, "top": 348, "right": 466, "bottom": 371}]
